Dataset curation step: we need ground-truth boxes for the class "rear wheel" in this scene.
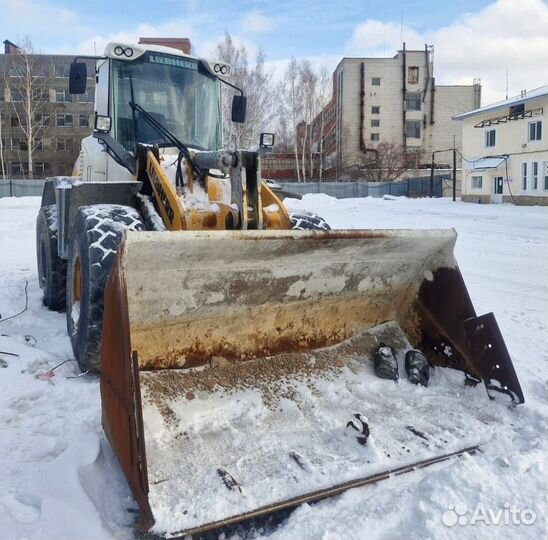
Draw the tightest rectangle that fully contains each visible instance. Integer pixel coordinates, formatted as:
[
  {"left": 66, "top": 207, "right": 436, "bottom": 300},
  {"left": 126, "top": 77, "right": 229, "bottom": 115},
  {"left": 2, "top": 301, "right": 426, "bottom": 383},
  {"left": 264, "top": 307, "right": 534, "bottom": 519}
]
[
  {"left": 289, "top": 211, "right": 331, "bottom": 231},
  {"left": 36, "top": 205, "right": 67, "bottom": 311},
  {"left": 66, "top": 205, "right": 145, "bottom": 372}
]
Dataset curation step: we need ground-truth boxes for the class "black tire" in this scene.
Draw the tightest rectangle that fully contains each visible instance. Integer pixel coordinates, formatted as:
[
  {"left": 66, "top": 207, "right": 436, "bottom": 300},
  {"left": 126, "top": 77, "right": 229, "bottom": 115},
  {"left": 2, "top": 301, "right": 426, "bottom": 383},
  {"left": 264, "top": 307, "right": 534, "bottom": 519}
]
[
  {"left": 66, "top": 205, "right": 145, "bottom": 372},
  {"left": 289, "top": 211, "right": 331, "bottom": 231},
  {"left": 36, "top": 205, "right": 67, "bottom": 311},
  {"left": 137, "top": 194, "right": 166, "bottom": 231}
]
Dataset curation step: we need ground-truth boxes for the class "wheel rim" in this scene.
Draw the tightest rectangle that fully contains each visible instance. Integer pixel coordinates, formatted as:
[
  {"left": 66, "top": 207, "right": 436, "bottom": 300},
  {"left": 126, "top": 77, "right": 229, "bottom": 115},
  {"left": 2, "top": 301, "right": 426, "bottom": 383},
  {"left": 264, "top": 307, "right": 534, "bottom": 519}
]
[{"left": 71, "top": 255, "right": 82, "bottom": 333}]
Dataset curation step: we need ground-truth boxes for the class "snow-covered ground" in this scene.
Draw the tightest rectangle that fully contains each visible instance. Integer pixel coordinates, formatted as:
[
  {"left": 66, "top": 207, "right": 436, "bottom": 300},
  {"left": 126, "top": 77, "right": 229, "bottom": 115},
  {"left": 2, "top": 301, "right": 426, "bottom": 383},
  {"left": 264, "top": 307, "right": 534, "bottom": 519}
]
[{"left": 0, "top": 195, "right": 547, "bottom": 540}]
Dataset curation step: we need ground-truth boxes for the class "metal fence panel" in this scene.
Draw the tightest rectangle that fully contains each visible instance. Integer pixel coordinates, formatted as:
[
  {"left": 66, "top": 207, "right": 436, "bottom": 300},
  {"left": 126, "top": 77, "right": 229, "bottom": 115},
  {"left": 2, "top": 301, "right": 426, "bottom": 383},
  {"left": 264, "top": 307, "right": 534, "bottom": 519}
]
[
  {"left": 279, "top": 176, "right": 446, "bottom": 199},
  {"left": 0, "top": 179, "right": 46, "bottom": 198}
]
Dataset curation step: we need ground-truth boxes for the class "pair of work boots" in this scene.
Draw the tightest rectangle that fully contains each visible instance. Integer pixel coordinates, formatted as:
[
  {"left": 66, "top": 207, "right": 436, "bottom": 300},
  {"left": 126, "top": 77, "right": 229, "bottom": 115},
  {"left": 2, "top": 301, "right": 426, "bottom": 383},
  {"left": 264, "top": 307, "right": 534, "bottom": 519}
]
[{"left": 374, "top": 343, "right": 430, "bottom": 387}]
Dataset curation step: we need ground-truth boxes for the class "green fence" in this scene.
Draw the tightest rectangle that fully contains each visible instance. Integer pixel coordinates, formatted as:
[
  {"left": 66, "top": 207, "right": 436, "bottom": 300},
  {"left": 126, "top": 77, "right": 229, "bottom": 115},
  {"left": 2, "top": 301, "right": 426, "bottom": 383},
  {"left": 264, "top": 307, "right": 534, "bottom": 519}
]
[{"left": 0, "top": 179, "right": 46, "bottom": 198}]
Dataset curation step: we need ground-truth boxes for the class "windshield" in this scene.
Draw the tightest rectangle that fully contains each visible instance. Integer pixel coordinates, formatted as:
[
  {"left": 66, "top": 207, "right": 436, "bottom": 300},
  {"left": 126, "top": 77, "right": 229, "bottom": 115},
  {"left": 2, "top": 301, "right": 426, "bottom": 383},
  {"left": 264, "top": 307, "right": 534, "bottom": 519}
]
[{"left": 112, "top": 52, "right": 221, "bottom": 151}]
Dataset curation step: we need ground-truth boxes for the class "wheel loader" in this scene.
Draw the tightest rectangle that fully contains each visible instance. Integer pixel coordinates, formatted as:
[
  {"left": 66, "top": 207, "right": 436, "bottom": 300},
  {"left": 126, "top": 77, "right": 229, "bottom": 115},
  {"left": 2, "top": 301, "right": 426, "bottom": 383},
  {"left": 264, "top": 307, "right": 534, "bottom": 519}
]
[{"left": 36, "top": 41, "right": 524, "bottom": 538}]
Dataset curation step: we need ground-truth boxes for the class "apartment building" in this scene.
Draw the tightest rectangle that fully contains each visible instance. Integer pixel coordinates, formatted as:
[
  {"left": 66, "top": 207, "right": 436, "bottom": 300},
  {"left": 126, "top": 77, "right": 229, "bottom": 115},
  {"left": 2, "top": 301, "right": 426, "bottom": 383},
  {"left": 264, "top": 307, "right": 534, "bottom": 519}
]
[
  {"left": 455, "top": 86, "right": 548, "bottom": 205},
  {"left": 0, "top": 39, "right": 95, "bottom": 178},
  {"left": 308, "top": 45, "right": 481, "bottom": 178}
]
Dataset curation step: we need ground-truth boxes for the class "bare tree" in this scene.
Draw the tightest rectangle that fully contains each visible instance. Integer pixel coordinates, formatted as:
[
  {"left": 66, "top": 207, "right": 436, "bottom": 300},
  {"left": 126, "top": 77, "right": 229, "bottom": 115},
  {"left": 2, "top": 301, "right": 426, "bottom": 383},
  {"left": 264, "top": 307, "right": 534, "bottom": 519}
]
[
  {"left": 0, "top": 112, "right": 6, "bottom": 180},
  {"left": 215, "top": 33, "right": 274, "bottom": 150},
  {"left": 277, "top": 61, "right": 332, "bottom": 182},
  {"left": 298, "top": 60, "right": 317, "bottom": 180},
  {"left": 5, "top": 37, "right": 51, "bottom": 179},
  {"left": 360, "top": 142, "right": 408, "bottom": 182},
  {"left": 316, "top": 67, "right": 331, "bottom": 181},
  {"left": 278, "top": 59, "right": 303, "bottom": 181}
]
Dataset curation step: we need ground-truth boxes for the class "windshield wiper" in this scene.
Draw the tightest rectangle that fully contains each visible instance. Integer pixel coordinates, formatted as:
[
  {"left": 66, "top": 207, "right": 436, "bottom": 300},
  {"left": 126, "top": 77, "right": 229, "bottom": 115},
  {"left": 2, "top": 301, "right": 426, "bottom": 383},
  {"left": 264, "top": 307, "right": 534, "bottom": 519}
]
[{"left": 129, "top": 100, "right": 205, "bottom": 190}]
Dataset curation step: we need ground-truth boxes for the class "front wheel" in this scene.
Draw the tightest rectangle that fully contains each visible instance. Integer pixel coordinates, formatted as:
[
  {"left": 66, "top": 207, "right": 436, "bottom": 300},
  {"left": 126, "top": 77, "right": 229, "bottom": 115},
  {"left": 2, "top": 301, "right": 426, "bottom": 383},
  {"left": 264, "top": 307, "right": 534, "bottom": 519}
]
[
  {"left": 289, "top": 211, "right": 331, "bottom": 231},
  {"left": 66, "top": 205, "right": 145, "bottom": 372},
  {"left": 36, "top": 205, "right": 67, "bottom": 311}
]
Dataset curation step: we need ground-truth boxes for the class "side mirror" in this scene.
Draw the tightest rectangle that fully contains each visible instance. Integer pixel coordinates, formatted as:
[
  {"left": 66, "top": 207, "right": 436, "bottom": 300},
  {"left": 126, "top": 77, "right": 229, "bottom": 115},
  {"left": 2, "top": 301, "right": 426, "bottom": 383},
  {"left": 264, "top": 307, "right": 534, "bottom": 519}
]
[
  {"left": 231, "top": 95, "right": 247, "bottom": 123},
  {"left": 69, "top": 62, "right": 87, "bottom": 94},
  {"left": 260, "top": 133, "right": 275, "bottom": 148}
]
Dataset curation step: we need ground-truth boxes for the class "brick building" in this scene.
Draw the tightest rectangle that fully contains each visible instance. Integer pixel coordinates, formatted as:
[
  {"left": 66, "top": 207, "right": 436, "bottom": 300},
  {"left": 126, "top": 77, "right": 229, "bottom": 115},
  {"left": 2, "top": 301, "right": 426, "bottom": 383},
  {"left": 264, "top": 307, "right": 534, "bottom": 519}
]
[{"left": 0, "top": 39, "right": 95, "bottom": 178}]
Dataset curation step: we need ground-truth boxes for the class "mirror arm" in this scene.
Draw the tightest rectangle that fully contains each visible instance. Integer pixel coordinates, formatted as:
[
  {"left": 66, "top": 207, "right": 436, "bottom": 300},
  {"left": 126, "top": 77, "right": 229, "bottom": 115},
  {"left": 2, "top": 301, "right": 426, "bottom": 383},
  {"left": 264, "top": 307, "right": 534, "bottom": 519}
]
[{"left": 218, "top": 76, "right": 244, "bottom": 96}]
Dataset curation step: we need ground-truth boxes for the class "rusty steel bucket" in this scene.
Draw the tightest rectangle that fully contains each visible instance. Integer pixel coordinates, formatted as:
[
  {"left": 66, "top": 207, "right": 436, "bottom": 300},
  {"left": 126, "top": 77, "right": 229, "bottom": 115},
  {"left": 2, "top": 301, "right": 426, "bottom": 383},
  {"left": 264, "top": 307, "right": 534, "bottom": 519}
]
[{"left": 99, "top": 229, "right": 523, "bottom": 536}]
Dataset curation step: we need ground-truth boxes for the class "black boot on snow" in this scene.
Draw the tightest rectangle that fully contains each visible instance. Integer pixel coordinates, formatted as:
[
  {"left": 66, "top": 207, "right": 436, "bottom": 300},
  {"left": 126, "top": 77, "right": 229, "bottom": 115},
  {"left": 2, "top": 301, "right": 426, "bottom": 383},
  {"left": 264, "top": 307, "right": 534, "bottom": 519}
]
[
  {"left": 374, "top": 343, "right": 399, "bottom": 381},
  {"left": 405, "top": 350, "right": 430, "bottom": 387}
]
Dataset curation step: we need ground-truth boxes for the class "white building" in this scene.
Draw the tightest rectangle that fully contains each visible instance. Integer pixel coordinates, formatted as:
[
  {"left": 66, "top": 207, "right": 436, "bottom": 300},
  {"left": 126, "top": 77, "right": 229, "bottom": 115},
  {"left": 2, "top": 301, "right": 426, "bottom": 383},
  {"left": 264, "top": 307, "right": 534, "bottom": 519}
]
[
  {"left": 455, "top": 86, "right": 548, "bottom": 205},
  {"left": 311, "top": 45, "right": 481, "bottom": 178}
]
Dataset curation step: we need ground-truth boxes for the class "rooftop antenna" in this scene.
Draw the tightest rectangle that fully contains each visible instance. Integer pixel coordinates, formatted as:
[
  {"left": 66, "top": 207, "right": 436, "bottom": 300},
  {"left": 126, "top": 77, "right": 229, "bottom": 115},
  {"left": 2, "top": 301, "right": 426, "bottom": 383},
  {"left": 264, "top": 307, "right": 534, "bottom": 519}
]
[{"left": 400, "top": 11, "right": 403, "bottom": 48}]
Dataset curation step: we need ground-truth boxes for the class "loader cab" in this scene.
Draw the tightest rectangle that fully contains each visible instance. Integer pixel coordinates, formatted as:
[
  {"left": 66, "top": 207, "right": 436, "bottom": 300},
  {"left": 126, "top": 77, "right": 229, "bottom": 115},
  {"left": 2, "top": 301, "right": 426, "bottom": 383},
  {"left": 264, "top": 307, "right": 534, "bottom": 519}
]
[{"left": 70, "top": 42, "right": 245, "bottom": 181}]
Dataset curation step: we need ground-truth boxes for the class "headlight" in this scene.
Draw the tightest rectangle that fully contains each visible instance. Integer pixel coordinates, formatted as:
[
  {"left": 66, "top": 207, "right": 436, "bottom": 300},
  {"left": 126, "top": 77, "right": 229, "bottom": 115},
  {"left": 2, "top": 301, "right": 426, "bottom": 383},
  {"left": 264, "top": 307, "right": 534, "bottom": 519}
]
[
  {"left": 123, "top": 47, "right": 133, "bottom": 58},
  {"left": 114, "top": 46, "right": 124, "bottom": 56}
]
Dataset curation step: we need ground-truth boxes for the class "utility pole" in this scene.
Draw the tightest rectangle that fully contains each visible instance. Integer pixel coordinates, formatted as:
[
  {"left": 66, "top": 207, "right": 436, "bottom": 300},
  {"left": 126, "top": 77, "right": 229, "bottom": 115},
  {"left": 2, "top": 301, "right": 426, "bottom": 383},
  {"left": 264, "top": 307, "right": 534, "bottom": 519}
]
[
  {"left": 452, "top": 135, "right": 457, "bottom": 202},
  {"left": 430, "top": 152, "right": 435, "bottom": 197}
]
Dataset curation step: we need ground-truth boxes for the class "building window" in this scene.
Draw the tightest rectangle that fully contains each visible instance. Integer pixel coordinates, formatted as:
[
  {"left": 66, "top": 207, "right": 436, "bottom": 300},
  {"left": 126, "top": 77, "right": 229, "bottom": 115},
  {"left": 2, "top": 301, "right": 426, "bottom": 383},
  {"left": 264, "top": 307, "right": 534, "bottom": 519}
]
[
  {"left": 371, "top": 119, "right": 380, "bottom": 127},
  {"left": 32, "top": 90, "right": 49, "bottom": 102},
  {"left": 371, "top": 133, "right": 380, "bottom": 141},
  {"left": 485, "top": 129, "right": 496, "bottom": 147},
  {"left": 408, "top": 66, "right": 419, "bottom": 84},
  {"left": 371, "top": 77, "right": 381, "bottom": 86},
  {"left": 56, "top": 114, "right": 73, "bottom": 127},
  {"left": 10, "top": 138, "right": 28, "bottom": 151},
  {"left": 54, "top": 65, "right": 68, "bottom": 78},
  {"left": 522, "top": 162, "right": 528, "bottom": 191},
  {"left": 34, "top": 113, "right": 50, "bottom": 125},
  {"left": 11, "top": 162, "right": 29, "bottom": 175},
  {"left": 471, "top": 176, "right": 483, "bottom": 190},
  {"left": 79, "top": 114, "right": 90, "bottom": 128},
  {"left": 34, "top": 162, "right": 47, "bottom": 175},
  {"left": 532, "top": 162, "right": 539, "bottom": 190},
  {"left": 79, "top": 90, "right": 95, "bottom": 103},
  {"left": 371, "top": 106, "right": 380, "bottom": 114},
  {"left": 10, "top": 89, "right": 23, "bottom": 102},
  {"left": 55, "top": 89, "right": 72, "bottom": 103},
  {"left": 56, "top": 138, "right": 74, "bottom": 151},
  {"left": 406, "top": 120, "right": 421, "bottom": 138},
  {"left": 528, "top": 120, "right": 542, "bottom": 141},
  {"left": 544, "top": 162, "right": 548, "bottom": 191},
  {"left": 405, "top": 92, "right": 421, "bottom": 111}
]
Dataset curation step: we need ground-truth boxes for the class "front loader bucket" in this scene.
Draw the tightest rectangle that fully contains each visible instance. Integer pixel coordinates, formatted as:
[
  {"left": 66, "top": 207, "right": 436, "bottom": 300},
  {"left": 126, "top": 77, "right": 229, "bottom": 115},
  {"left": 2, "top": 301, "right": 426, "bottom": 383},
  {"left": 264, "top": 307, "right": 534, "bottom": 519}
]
[{"left": 100, "top": 229, "right": 523, "bottom": 537}]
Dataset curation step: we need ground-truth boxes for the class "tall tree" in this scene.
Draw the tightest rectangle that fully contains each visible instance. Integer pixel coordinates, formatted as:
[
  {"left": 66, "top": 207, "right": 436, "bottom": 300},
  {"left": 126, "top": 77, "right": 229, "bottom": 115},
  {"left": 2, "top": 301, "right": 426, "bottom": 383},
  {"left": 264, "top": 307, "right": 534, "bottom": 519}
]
[
  {"left": 298, "top": 60, "right": 317, "bottom": 180},
  {"left": 0, "top": 112, "right": 6, "bottom": 180},
  {"left": 278, "top": 59, "right": 303, "bottom": 181},
  {"left": 316, "top": 67, "right": 331, "bottom": 181},
  {"left": 215, "top": 33, "right": 274, "bottom": 150},
  {"left": 360, "top": 142, "right": 407, "bottom": 182},
  {"left": 5, "top": 37, "right": 51, "bottom": 179}
]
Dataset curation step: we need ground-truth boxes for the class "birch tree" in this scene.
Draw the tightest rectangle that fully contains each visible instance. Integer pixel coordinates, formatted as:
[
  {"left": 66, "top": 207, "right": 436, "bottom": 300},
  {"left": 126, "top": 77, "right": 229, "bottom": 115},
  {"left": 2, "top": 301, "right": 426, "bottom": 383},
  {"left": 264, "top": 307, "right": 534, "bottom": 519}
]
[
  {"left": 0, "top": 112, "right": 6, "bottom": 180},
  {"left": 278, "top": 59, "right": 303, "bottom": 181},
  {"left": 316, "top": 67, "right": 331, "bottom": 180},
  {"left": 5, "top": 37, "right": 51, "bottom": 179},
  {"left": 215, "top": 33, "right": 274, "bottom": 150},
  {"left": 298, "top": 61, "right": 317, "bottom": 180}
]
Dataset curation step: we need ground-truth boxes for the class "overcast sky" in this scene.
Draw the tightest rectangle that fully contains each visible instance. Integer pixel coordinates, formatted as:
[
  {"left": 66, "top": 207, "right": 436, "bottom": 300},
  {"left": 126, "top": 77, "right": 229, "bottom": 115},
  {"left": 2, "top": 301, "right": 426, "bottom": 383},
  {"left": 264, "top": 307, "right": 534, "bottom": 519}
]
[{"left": 1, "top": 0, "right": 547, "bottom": 104}]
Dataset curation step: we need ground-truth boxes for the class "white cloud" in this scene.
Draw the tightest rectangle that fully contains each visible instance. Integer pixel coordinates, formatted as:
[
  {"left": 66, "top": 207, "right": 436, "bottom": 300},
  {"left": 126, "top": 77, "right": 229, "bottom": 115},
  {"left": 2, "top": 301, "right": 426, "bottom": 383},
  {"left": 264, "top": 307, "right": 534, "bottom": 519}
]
[
  {"left": 346, "top": 0, "right": 548, "bottom": 104},
  {"left": 241, "top": 12, "right": 276, "bottom": 34},
  {"left": 0, "top": 0, "right": 83, "bottom": 45}
]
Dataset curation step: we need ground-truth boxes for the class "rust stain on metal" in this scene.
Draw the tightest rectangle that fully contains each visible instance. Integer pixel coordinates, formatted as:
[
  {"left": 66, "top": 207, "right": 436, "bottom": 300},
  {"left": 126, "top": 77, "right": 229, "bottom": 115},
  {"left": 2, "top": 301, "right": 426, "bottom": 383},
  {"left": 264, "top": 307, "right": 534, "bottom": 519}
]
[{"left": 131, "top": 293, "right": 401, "bottom": 370}]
